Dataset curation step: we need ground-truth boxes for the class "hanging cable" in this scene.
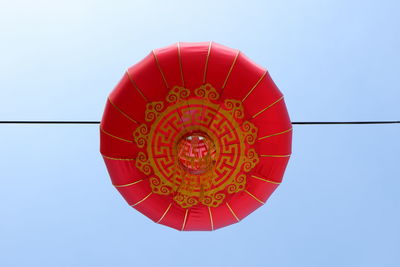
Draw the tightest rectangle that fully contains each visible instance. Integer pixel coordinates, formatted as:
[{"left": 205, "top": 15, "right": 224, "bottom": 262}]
[{"left": 0, "top": 121, "right": 399, "bottom": 125}]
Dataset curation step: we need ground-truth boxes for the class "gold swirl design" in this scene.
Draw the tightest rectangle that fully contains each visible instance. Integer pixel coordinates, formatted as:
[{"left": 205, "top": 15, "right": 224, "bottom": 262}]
[
  {"left": 145, "top": 101, "right": 164, "bottom": 122},
  {"left": 241, "top": 121, "right": 258, "bottom": 145},
  {"left": 133, "top": 124, "right": 149, "bottom": 148},
  {"left": 194, "top": 83, "right": 220, "bottom": 100},
  {"left": 149, "top": 176, "right": 172, "bottom": 195},
  {"left": 166, "top": 86, "right": 190, "bottom": 103},
  {"left": 135, "top": 152, "right": 152, "bottom": 175},
  {"left": 224, "top": 99, "right": 244, "bottom": 119},
  {"left": 242, "top": 148, "right": 259, "bottom": 172},
  {"left": 131, "top": 84, "right": 260, "bottom": 208}
]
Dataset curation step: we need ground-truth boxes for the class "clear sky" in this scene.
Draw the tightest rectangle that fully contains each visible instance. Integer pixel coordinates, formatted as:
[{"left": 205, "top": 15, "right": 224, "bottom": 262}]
[{"left": 1, "top": 0, "right": 399, "bottom": 266}]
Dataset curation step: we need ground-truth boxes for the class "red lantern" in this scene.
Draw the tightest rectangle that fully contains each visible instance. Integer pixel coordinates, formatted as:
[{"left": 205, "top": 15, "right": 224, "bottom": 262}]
[{"left": 100, "top": 42, "right": 292, "bottom": 231}]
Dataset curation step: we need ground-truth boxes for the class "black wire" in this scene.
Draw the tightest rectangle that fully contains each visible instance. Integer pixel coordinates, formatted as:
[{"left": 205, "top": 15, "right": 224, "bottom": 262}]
[{"left": 0, "top": 121, "right": 399, "bottom": 125}]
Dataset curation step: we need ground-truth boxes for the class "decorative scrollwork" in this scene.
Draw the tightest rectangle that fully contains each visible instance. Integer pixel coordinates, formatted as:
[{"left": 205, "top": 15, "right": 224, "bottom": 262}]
[
  {"left": 242, "top": 148, "right": 259, "bottom": 172},
  {"left": 166, "top": 86, "right": 190, "bottom": 103},
  {"left": 241, "top": 121, "right": 258, "bottom": 145},
  {"left": 194, "top": 83, "right": 220, "bottom": 100},
  {"left": 224, "top": 99, "right": 244, "bottom": 119},
  {"left": 149, "top": 176, "right": 172, "bottom": 195},
  {"left": 145, "top": 101, "right": 164, "bottom": 122},
  {"left": 133, "top": 124, "right": 149, "bottom": 148},
  {"left": 135, "top": 152, "right": 152, "bottom": 175},
  {"left": 131, "top": 84, "right": 260, "bottom": 208}
]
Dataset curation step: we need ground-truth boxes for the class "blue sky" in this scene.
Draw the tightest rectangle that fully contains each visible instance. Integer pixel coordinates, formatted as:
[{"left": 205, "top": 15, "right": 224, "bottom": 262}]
[{"left": 1, "top": 0, "right": 399, "bottom": 266}]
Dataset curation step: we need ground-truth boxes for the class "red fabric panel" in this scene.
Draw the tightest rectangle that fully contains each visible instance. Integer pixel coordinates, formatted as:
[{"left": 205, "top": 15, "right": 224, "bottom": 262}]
[
  {"left": 222, "top": 53, "right": 265, "bottom": 100},
  {"left": 211, "top": 204, "right": 239, "bottom": 229},
  {"left": 253, "top": 157, "right": 291, "bottom": 184},
  {"left": 158, "top": 204, "right": 186, "bottom": 231},
  {"left": 116, "top": 179, "right": 152, "bottom": 206},
  {"left": 180, "top": 42, "right": 209, "bottom": 90},
  {"left": 134, "top": 194, "right": 172, "bottom": 222},
  {"left": 100, "top": 130, "right": 139, "bottom": 158},
  {"left": 184, "top": 206, "right": 213, "bottom": 231},
  {"left": 109, "top": 74, "right": 147, "bottom": 123},
  {"left": 153, "top": 44, "right": 183, "bottom": 88},
  {"left": 103, "top": 158, "right": 145, "bottom": 186},
  {"left": 127, "top": 53, "right": 169, "bottom": 101},
  {"left": 206, "top": 42, "right": 238, "bottom": 91},
  {"left": 228, "top": 190, "right": 263, "bottom": 220}
]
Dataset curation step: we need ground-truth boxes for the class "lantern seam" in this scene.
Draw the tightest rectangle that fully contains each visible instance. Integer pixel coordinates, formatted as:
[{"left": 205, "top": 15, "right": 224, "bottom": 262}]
[
  {"left": 250, "top": 175, "right": 281, "bottom": 185},
  {"left": 102, "top": 154, "right": 136, "bottom": 161},
  {"left": 241, "top": 71, "right": 267, "bottom": 102},
  {"left": 113, "top": 179, "right": 144, "bottom": 188},
  {"left": 203, "top": 41, "right": 212, "bottom": 84},
  {"left": 100, "top": 127, "right": 133, "bottom": 143},
  {"left": 244, "top": 190, "right": 264, "bottom": 204},
  {"left": 125, "top": 70, "right": 149, "bottom": 102},
  {"left": 251, "top": 96, "right": 284, "bottom": 119},
  {"left": 258, "top": 128, "right": 292, "bottom": 140},
  {"left": 226, "top": 203, "right": 240, "bottom": 222},
  {"left": 222, "top": 50, "right": 240, "bottom": 89},
  {"left": 176, "top": 42, "right": 185, "bottom": 87},
  {"left": 157, "top": 203, "right": 172, "bottom": 223},
  {"left": 152, "top": 50, "right": 169, "bottom": 89},
  {"left": 108, "top": 98, "right": 140, "bottom": 124},
  {"left": 131, "top": 192, "right": 152, "bottom": 207},
  {"left": 181, "top": 209, "right": 189, "bottom": 231}
]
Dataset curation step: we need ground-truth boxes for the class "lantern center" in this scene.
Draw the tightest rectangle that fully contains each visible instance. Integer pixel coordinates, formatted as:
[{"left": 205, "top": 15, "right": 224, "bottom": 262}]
[{"left": 177, "top": 132, "right": 216, "bottom": 175}]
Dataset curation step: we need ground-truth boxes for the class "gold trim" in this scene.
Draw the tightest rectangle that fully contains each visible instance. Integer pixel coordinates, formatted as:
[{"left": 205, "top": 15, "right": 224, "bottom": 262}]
[
  {"left": 131, "top": 192, "right": 152, "bottom": 207},
  {"left": 250, "top": 175, "right": 281, "bottom": 185},
  {"left": 101, "top": 127, "right": 133, "bottom": 143},
  {"left": 244, "top": 190, "right": 264, "bottom": 204},
  {"left": 226, "top": 203, "right": 239, "bottom": 222},
  {"left": 126, "top": 70, "right": 148, "bottom": 102},
  {"left": 102, "top": 154, "right": 136, "bottom": 161},
  {"left": 152, "top": 50, "right": 169, "bottom": 89},
  {"left": 251, "top": 96, "right": 284, "bottom": 119},
  {"left": 108, "top": 98, "right": 139, "bottom": 124},
  {"left": 203, "top": 41, "right": 212, "bottom": 84},
  {"left": 157, "top": 203, "right": 172, "bottom": 223},
  {"left": 181, "top": 209, "right": 189, "bottom": 231},
  {"left": 113, "top": 179, "right": 144, "bottom": 188},
  {"left": 242, "top": 71, "right": 267, "bottom": 102},
  {"left": 258, "top": 128, "right": 292, "bottom": 141},
  {"left": 260, "top": 154, "right": 291, "bottom": 158},
  {"left": 177, "top": 42, "right": 185, "bottom": 87},
  {"left": 208, "top": 206, "right": 214, "bottom": 231},
  {"left": 222, "top": 50, "right": 240, "bottom": 89}
]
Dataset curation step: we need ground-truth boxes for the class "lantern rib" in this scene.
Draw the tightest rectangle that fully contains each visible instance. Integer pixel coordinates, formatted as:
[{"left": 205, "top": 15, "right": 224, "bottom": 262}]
[
  {"left": 226, "top": 203, "right": 240, "bottom": 222},
  {"left": 131, "top": 192, "right": 152, "bottom": 207},
  {"left": 113, "top": 179, "right": 144, "bottom": 188},
  {"left": 251, "top": 96, "right": 284, "bottom": 119},
  {"left": 152, "top": 50, "right": 169, "bottom": 89},
  {"left": 208, "top": 207, "right": 214, "bottom": 231},
  {"left": 258, "top": 128, "right": 292, "bottom": 141},
  {"left": 250, "top": 175, "right": 281, "bottom": 185},
  {"left": 157, "top": 203, "right": 172, "bottom": 223},
  {"left": 244, "top": 190, "right": 264, "bottom": 204},
  {"left": 241, "top": 71, "right": 267, "bottom": 102},
  {"left": 100, "top": 127, "right": 133, "bottom": 143},
  {"left": 222, "top": 50, "right": 240, "bottom": 89},
  {"left": 108, "top": 98, "right": 139, "bottom": 124},
  {"left": 102, "top": 154, "right": 136, "bottom": 161},
  {"left": 125, "top": 70, "right": 149, "bottom": 102},
  {"left": 260, "top": 154, "right": 291, "bottom": 158},
  {"left": 203, "top": 41, "right": 212, "bottom": 84},
  {"left": 181, "top": 209, "right": 189, "bottom": 231},
  {"left": 177, "top": 42, "right": 185, "bottom": 88}
]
